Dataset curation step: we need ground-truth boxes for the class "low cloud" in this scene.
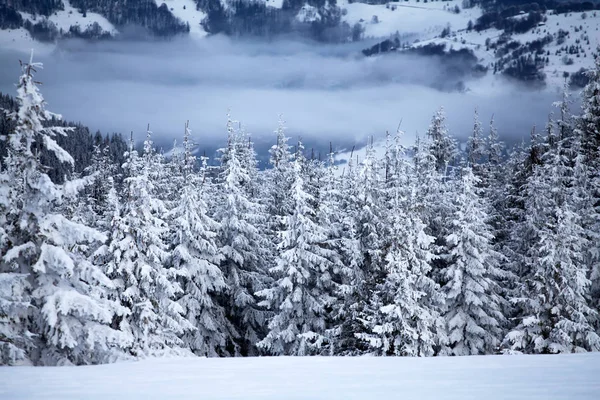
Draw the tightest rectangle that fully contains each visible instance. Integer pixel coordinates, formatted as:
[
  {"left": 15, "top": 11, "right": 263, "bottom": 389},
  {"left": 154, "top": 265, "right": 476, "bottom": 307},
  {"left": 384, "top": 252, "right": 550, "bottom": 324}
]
[{"left": 0, "top": 36, "right": 563, "bottom": 160}]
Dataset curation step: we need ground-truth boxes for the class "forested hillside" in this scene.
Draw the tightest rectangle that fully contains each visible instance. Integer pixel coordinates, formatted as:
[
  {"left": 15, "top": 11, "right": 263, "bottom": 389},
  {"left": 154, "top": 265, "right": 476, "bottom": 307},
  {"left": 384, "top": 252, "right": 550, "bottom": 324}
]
[
  {"left": 1, "top": 54, "right": 599, "bottom": 365},
  {"left": 0, "top": 0, "right": 354, "bottom": 41}
]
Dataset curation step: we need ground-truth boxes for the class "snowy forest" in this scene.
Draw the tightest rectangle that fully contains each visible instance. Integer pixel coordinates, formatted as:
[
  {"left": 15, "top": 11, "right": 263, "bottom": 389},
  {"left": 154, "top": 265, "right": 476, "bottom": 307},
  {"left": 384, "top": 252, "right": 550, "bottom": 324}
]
[{"left": 1, "top": 54, "right": 599, "bottom": 366}]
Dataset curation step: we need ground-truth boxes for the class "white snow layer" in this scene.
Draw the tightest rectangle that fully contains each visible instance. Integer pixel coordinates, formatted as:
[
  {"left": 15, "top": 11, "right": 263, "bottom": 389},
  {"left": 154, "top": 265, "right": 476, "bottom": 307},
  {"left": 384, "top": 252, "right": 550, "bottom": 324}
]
[
  {"left": 1, "top": 353, "right": 599, "bottom": 399},
  {"left": 155, "top": 0, "right": 208, "bottom": 39},
  {"left": 19, "top": 0, "right": 117, "bottom": 35},
  {"left": 341, "top": 0, "right": 478, "bottom": 40}
]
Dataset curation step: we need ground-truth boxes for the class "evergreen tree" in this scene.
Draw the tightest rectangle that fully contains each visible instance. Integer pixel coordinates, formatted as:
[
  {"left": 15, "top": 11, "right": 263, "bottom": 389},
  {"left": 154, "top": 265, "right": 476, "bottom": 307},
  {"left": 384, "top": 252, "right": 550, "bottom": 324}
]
[
  {"left": 100, "top": 130, "right": 192, "bottom": 357},
  {"left": 358, "top": 134, "right": 443, "bottom": 357},
  {"left": 257, "top": 143, "right": 336, "bottom": 356},
  {"left": 167, "top": 122, "right": 232, "bottom": 357},
  {"left": 77, "top": 143, "right": 119, "bottom": 229},
  {"left": 331, "top": 148, "right": 366, "bottom": 355},
  {"left": 216, "top": 115, "right": 270, "bottom": 356},
  {"left": 0, "top": 55, "right": 130, "bottom": 365},
  {"left": 574, "top": 57, "right": 600, "bottom": 322},
  {"left": 426, "top": 107, "right": 457, "bottom": 176},
  {"left": 504, "top": 129, "right": 600, "bottom": 353},
  {"left": 413, "top": 130, "right": 455, "bottom": 290},
  {"left": 467, "top": 108, "right": 486, "bottom": 170},
  {"left": 442, "top": 168, "right": 506, "bottom": 356}
]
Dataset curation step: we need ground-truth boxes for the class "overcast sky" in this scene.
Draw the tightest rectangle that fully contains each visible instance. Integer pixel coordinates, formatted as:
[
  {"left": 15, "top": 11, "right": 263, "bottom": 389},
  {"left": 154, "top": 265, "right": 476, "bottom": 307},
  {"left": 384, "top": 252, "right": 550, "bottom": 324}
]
[{"left": 0, "top": 36, "right": 566, "bottom": 161}]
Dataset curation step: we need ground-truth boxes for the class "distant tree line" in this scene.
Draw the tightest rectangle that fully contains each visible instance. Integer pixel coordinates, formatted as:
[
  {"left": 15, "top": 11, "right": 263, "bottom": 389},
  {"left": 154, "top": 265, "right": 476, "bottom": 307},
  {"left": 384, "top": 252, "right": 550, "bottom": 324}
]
[
  {"left": 0, "top": 92, "right": 127, "bottom": 183},
  {"left": 0, "top": 0, "right": 363, "bottom": 42}
]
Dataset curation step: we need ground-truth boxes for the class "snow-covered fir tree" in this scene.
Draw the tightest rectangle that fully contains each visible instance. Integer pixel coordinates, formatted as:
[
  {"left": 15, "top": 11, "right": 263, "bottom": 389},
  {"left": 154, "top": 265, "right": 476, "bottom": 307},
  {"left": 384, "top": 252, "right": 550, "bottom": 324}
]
[
  {"left": 504, "top": 117, "right": 600, "bottom": 353},
  {"left": 426, "top": 107, "right": 457, "bottom": 176},
  {"left": 330, "top": 147, "right": 366, "bottom": 355},
  {"left": 257, "top": 143, "right": 337, "bottom": 356},
  {"left": 442, "top": 167, "right": 506, "bottom": 356},
  {"left": 358, "top": 133, "right": 444, "bottom": 357},
  {"left": 216, "top": 115, "right": 270, "bottom": 356},
  {"left": 574, "top": 57, "right": 600, "bottom": 323},
  {"left": 467, "top": 108, "right": 486, "bottom": 169},
  {"left": 0, "top": 55, "right": 130, "bottom": 365},
  {"left": 167, "top": 122, "right": 232, "bottom": 357},
  {"left": 412, "top": 129, "right": 455, "bottom": 290},
  {"left": 78, "top": 143, "right": 119, "bottom": 229},
  {"left": 99, "top": 130, "right": 192, "bottom": 357}
]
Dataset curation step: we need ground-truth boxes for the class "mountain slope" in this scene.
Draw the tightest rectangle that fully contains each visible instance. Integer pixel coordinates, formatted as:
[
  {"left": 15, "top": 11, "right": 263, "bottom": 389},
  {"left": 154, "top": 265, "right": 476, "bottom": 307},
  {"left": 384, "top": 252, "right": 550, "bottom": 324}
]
[{"left": 1, "top": 0, "right": 599, "bottom": 89}]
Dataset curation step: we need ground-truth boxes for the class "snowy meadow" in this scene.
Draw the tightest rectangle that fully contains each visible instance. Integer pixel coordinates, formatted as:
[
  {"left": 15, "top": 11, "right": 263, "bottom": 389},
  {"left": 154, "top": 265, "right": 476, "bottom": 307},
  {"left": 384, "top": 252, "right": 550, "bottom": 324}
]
[{"left": 2, "top": 353, "right": 600, "bottom": 399}]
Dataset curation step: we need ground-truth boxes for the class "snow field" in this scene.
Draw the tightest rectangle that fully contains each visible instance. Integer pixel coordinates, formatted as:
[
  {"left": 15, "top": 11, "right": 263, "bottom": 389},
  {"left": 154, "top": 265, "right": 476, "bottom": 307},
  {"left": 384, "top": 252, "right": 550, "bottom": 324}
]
[
  {"left": 1, "top": 353, "right": 599, "bottom": 400},
  {"left": 19, "top": 0, "right": 117, "bottom": 36},
  {"left": 155, "top": 0, "right": 208, "bottom": 39}
]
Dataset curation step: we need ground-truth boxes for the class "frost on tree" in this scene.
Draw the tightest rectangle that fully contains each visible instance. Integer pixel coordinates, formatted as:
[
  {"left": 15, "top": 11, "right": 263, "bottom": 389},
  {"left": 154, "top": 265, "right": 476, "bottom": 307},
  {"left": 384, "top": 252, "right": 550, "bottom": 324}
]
[
  {"left": 504, "top": 121, "right": 600, "bottom": 354},
  {"left": 467, "top": 108, "right": 486, "bottom": 169},
  {"left": 358, "top": 135, "right": 444, "bottom": 357},
  {"left": 167, "top": 122, "right": 233, "bottom": 357},
  {"left": 216, "top": 115, "right": 270, "bottom": 356},
  {"left": 0, "top": 54, "right": 131, "bottom": 365},
  {"left": 442, "top": 168, "right": 506, "bottom": 356},
  {"left": 426, "top": 107, "right": 457, "bottom": 175},
  {"left": 257, "top": 145, "right": 336, "bottom": 356},
  {"left": 574, "top": 56, "right": 600, "bottom": 316},
  {"left": 100, "top": 130, "right": 192, "bottom": 358}
]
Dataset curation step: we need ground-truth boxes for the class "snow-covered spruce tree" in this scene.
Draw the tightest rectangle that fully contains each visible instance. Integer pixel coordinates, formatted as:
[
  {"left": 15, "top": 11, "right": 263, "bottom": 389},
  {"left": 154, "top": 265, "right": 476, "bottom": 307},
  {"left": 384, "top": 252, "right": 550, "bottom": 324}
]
[
  {"left": 577, "top": 56, "right": 600, "bottom": 165},
  {"left": 486, "top": 116, "right": 504, "bottom": 170},
  {"left": 264, "top": 115, "right": 294, "bottom": 222},
  {"left": 481, "top": 116, "right": 507, "bottom": 228},
  {"left": 317, "top": 147, "right": 343, "bottom": 345},
  {"left": 501, "top": 127, "right": 545, "bottom": 280},
  {"left": 257, "top": 143, "right": 337, "bottom": 356},
  {"left": 260, "top": 117, "right": 294, "bottom": 292},
  {"left": 573, "top": 57, "right": 600, "bottom": 322},
  {"left": 331, "top": 147, "right": 367, "bottom": 355},
  {"left": 356, "top": 139, "right": 386, "bottom": 291},
  {"left": 442, "top": 167, "right": 506, "bottom": 356},
  {"left": 77, "top": 143, "right": 119, "bottom": 229},
  {"left": 216, "top": 115, "right": 270, "bottom": 356},
  {"left": 467, "top": 108, "right": 486, "bottom": 171},
  {"left": 412, "top": 130, "right": 455, "bottom": 289},
  {"left": 0, "top": 149, "right": 33, "bottom": 365},
  {"left": 100, "top": 130, "right": 192, "bottom": 357},
  {"left": 339, "top": 140, "right": 388, "bottom": 353},
  {"left": 358, "top": 133, "right": 443, "bottom": 357},
  {"left": 309, "top": 145, "right": 347, "bottom": 355},
  {"left": 555, "top": 81, "right": 574, "bottom": 142},
  {"left": 426, "top": 107, "right": 457, "bottom": 176},
  {"left": 503, "top": 126, "right": 600, "bottom": 353},
  {"left": 167, "top": 122, "right": 232, "bottom": 357},
  {"left": 0, "top": 55, "right": 130, "bottom": 365}
]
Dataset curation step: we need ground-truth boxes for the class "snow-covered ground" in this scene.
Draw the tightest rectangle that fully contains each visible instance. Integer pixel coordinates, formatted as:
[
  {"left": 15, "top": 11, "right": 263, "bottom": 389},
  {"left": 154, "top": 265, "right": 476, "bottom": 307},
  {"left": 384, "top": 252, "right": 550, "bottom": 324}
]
[
  {"left": 341, "top": 0, "right": 599, "bottom": 88},
  {"left": 19, "top": 0, "right": 117, "bottom": 36},
  {"left": 1, "top": 353, "right": 599, "bottom": 399},
  {"left": 155, "top": 0, "right": 208, "bottom": 39},
  {"left": 341, "top": 0, "right": 478, "bottom": 40},
  {"left": 447, "top": 9, "right": 600, "bottom": 87}
]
